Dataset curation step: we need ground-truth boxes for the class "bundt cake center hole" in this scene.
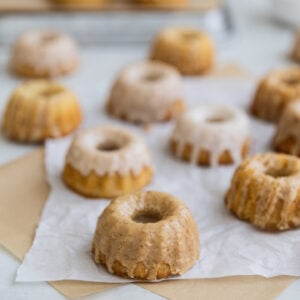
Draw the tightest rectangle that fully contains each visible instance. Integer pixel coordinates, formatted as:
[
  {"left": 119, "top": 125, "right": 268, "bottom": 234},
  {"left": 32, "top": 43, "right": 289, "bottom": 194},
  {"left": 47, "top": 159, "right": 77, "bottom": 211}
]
[
  {"left": 132, "top": 210, "right": 162, "bottom": 224},
  {"left": 143, "top": 71, "right": 163, "bottom": 82},
  {"left": 265, "top": 167, "right": 295, "bottom": 178},
  {"left": 40, "top": 86, "right": 62, "bottom": 97},
  {"left": 97, "top": 140, "right": 122, "bottom": 152},
  {"left": 181, "top": 31, "right": 199, "bottom": 41},
  {"left": 206, "top": 114, "right": 230, "bottom": 123},
  {"left": 40, "top": 33, "right": 58, "bottom": 44}
]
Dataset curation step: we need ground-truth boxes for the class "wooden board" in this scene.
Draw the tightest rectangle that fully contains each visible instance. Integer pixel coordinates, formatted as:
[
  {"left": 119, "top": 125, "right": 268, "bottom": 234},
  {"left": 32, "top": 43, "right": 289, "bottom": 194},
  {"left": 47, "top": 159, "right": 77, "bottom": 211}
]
[{"left": 0, "top": 0, "right": 222, "bottom": 13}]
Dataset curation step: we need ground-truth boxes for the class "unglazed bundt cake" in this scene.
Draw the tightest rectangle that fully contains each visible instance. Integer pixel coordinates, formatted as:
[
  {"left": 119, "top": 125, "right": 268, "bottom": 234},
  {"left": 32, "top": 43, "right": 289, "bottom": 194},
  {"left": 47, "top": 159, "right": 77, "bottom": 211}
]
[
  {"left": 2, "top": 80, "right": 82, "bottom": 143},
  {"left": 250, "top": 68, "right": 300, "bottom": 122},
  {"left": 170, "top": 105, "right": 250, "bottom": 166},
  {"left": 92, "top": 190, "right": 200, "bottom": 280},
  {"left": 273, "top": 99, "right": 300, "bottom": 156},
  {"left": 225, "top": 153, "right": 300, "bottom": 231},
  {"left": 63, "top": 126, "right": 153, "bottom": 198},
  {"left": 150, "top": 27, "right": 214, "bottom": 75},
  {"left": 107, "top": 61, "right": 185, "bottom": 123},
  {"left": 10, "top": 30, "right": 79, "bottom": 78}
]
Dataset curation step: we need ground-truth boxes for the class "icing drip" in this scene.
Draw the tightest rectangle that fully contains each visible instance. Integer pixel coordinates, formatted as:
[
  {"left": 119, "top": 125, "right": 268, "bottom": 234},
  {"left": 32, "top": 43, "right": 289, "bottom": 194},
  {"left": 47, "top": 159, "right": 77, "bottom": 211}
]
[
  {"left": 226, "top": 153, "right": 300, "bottom": 230},
  {"left": 274, "top": 100, "right": 300, "bottom": 155},
  {"left": 11, "top": 30, "right": 79, "bottom": 76},
  {"left": 171, "top": 105, "right": 250, "bottom": 165},
  {"left": 108, "top": 61, "right": 183, "bottom": 123},
  {"left": 66, "top": 126, "right": 152, "bottom": 176}
]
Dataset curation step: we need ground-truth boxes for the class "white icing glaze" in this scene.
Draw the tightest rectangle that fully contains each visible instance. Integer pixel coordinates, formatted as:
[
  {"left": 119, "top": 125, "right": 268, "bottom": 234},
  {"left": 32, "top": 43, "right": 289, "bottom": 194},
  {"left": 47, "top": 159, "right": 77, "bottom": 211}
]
[
  {"left": 171, "top": 105, "right": 250, "bottom": 165},
  {"left": 108, "top": 61, "right": 183, "bottom": 123},
  {"left": 274, "top": 99, "right": 300, "bottom": 155},
  {"left": 11, "top": 30, "right": 79, "bottom": 76},
  {"left": 65, "top": 126, "right": 153, "bottom": 176},
  {"left": 226, "top": 153, "right": 300, "bottom": 230}
]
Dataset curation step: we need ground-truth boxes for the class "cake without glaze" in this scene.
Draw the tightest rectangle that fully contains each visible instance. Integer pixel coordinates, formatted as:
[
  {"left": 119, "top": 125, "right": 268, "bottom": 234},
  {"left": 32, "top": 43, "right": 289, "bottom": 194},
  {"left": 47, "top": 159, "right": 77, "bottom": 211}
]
[
  {"left": 225, "top": 153, "right": 300, "bottom": 231},
  {"left": 2, "top": 80, "right": 82, "bottom": 143},
  {"left": 150, "top": 27, "right": 214, "bottom": 75},
  {"left": 92, "top": 190, "right": 200, "bottom": 280},
  {"left": 170, "top": 105, "right": 250, "bottom": 166},
  {"left": 10, "top": 30, "right": 79, "bottom": 78},
  {"left": 63, "top": 126, "right": 153, "bottom": 198},
  {"left": 107, "top": 61, "right": 185, "bottom": 123},
  {"left": 250, "top": 68, "right": 300, "bottom": 122}
]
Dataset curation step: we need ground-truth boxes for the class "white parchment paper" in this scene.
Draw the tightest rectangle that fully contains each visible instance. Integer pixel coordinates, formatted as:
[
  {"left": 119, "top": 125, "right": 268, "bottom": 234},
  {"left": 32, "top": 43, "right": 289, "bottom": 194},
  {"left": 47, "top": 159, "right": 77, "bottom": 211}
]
[{"left": 17, "top": 79, "right": 300, "bottom": 283}]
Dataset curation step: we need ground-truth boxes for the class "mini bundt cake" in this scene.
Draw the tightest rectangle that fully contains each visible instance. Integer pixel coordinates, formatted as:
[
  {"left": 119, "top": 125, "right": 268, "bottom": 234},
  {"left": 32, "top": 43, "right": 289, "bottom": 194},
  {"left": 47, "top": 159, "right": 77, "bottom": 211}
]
[
  {"left": 92, "top": 190, "right": 200, "bottom": 280},
  {"left": 10, "top": 30, "right": 79, "bottom": 78},
  {"left": 107, "top": 61, "right": 185, "bottom": 123},
  {"left": 225, "top": 153, "right": 300, "bottom": 231},
  {"left": 150, "top": 27, "right": 214, "bottom": 75},
  {"left": 63, "top": 126, "right": 153, "bottom": 198},
  {"left": 291, "top": 30, "right": 300, "bottom": 62},
  {"left": 2, "top": 80, "right": 82, "bottom": 143},
  {"left": 273, "top": 99, "right": 300, "bottom": 156},
  {"left": 250, "top": 68, "right": 300, "bottom": 122},
  {"left": 170, "top": 105, "right": 250, "bottom": 166}
]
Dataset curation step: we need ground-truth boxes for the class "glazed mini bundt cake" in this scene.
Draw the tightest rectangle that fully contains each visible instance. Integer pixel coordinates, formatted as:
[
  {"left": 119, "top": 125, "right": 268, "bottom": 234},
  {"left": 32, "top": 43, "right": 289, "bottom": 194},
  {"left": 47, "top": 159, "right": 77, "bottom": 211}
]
[
  {"left": 225, "top": 153, "right": 300, "bottom": 231},
  {"left": 92, "top": 190, "right": 200, "bottom": 280},
  {"left": 107, "top": 61, "right": 185, "bottom": 124},
  {"left": 273, "top": 99, "right": 300, "bottom": 156},
  {"left": 10, "top": 30, "right": 79, "bottom": 78},
  {"left": 150, "top": 27, "right": 214, "bottom": 75},
  {"left": 250, "top": 68, "right": 300, "bottom": 122},
  {"left": 170, "top": 105, "right": 250, "bottom": 166},
  {"left": 63, "top": 126, "right": 153, "bottom": 198},
  {"left": 291, "top": 30, "right": 300, "bottom": 62},
  {"left": 2, "top": 80, "right": 82, "bottom": 143}
]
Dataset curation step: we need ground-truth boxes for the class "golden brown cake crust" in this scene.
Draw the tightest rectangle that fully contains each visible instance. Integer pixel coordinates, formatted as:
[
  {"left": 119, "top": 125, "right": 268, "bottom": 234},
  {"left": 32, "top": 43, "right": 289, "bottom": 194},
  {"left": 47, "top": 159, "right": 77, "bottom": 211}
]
[
  {"left": 63, "top": 163, "right": 153, "bottom": 199},
  {"left": 250, "top": 68, "right": 300, "bottom": 122},
  {"left": 11, "top": 60, "right": 78, "bottom": 79},
  {"left": 170, "top": 139, "right": 249, "bottom": 166},
  {"left": 92, "top": 191, "right": 200, "bottom": 280},
  {"left": 2, "top": 80, "right": 82, "bottom": 143},
  {"left": 150, "top": 27, "right": 214, "bottom": 75},
  {"left": 225, "top": 153, "right": 300, "bottom": 231}
]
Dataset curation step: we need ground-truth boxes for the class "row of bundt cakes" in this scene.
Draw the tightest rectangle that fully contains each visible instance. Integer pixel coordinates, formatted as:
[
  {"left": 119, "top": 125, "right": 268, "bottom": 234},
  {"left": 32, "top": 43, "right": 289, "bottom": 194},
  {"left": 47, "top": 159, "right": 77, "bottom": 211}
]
[
  {"left": 4, "top": 64, "right": 300, "bottom": 162},
  {"left": 8, "top": 26, "right": 300, "bottom": 80},
  {"left": 9, "top": 27, "right": 214, "bottom": 78}
]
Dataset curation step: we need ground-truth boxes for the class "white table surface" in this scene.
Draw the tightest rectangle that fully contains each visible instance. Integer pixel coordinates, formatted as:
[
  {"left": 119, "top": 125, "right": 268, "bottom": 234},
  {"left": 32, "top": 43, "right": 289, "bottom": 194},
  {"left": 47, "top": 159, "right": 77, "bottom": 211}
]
[{"left": 0, "top": 0, "right": 299, "bottom": 299}]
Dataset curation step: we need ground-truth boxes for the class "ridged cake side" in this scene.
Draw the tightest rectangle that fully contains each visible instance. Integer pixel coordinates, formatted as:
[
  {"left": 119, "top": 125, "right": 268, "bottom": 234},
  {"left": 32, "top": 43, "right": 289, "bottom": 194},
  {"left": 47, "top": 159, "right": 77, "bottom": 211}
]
[{"left": 225, "top": 153, "right": 300, "bottom": 230}]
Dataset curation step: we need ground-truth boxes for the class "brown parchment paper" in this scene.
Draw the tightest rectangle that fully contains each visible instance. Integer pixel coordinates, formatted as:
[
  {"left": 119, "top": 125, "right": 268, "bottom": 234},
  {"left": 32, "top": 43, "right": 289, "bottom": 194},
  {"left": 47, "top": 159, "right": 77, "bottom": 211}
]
[{"left": 0, "top": 147, "right": 295, "bottom": 300}]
